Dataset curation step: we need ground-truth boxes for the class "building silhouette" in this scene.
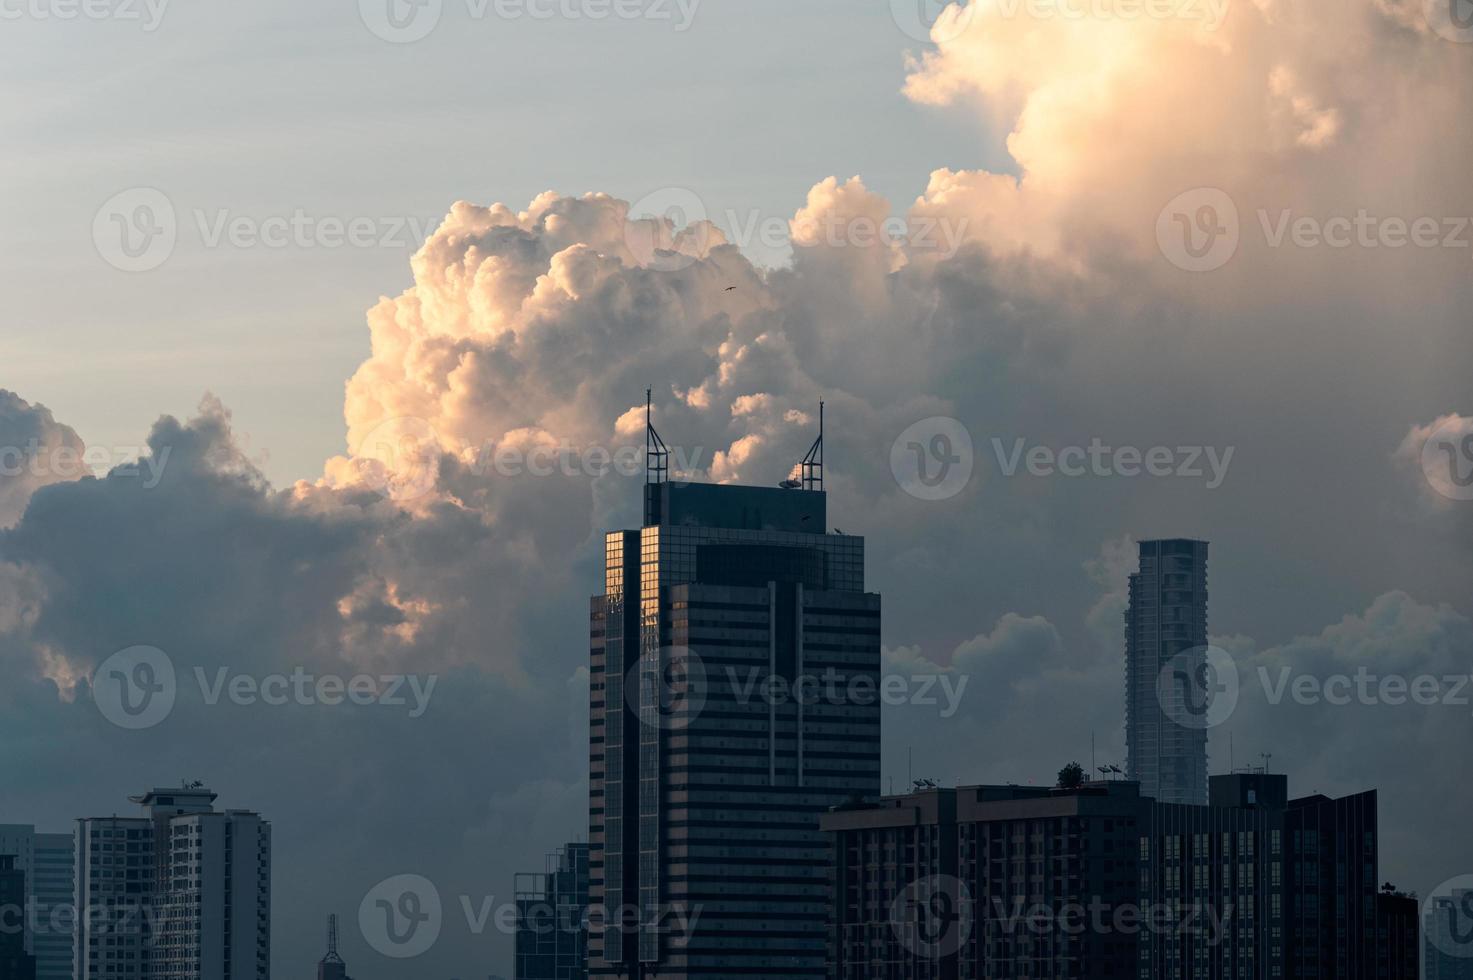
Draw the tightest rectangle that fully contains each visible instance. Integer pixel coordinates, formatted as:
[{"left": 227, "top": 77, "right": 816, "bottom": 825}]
[
  {"left": 75, "top": 785, "right": 270, "bottom": 980},
  {"left": 1426, "top": 887, "right": 1473, "bottom": 979},
  {"left": 515, "top": 844, "right": 589, "bottom": 980},
  {"left": 0, "top": 826, "right": 72, "bottom": 980},
  {"left": 589, "top": 402, "right": 882, "bottom": 979},
  {"left": 0, "top": 855, "right": 37, "bottom": 980},
  {"left": 317, "top": 914, "right": 351, "bottom": 980},
  {"left": 1126, "top": 539, "right": 1211, "bottom": 805},
  {"left": 822, "top": 774, "right": 1414, "bottom": 980}
]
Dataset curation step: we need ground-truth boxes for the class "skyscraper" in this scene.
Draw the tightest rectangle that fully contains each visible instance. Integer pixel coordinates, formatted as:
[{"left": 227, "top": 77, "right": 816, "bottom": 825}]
[
  {"left": 588, "top": 405, "right": 882, "bottom": 979},
  {"left": 1125, "top": 538, "right": 1211, "bottom": 805},
  {"left": 75, "top": 785, "right": 271, "bottom": 980},
  {"left": 515, "top": 843, "right": 589, "bottom": 980},
  {"left": 0, "top": 825, "right": 73, "bottom": 980},
  {"left": 0, "top": 855, "right": 38, "bottom": 980}
]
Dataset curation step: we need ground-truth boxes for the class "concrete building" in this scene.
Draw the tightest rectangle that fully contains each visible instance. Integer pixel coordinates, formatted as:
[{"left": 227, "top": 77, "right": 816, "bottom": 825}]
[
  {"left": 515, "top": 844, "right": 589, "bottom": 980},
  {"left": 1126, "top": 539, "right": 1211, "bottom": 805},
  {"left": 0, "top": 855, "right": 38, "bottom": 980},
  {"left": 75, "top": 785, "right": 270, "bottom": 980},
  {"left": 821, "top": 774, "right": 1413, "bottom": 980},
  {"left": 589, "top": 413, "right": 882, "bottom": 980},
  {"left": 1425, "top": 887, "right": 1473, "bottom": 980},
  {"left": 0, "top": 826, "right": 73, "bottom": 980}
]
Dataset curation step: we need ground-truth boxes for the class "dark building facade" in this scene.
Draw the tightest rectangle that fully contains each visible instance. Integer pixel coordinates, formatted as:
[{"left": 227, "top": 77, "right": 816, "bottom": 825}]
[
  {"left": 515, "top": 844, "right": 590, "bottom": 980},
  {"left": 1426, "top": 886, "right": 1473, "bottom": 980},
  {"left": 589, "top": 478, "right": 882, "bottom": 979},
  {"left": 823, "top": 782, "right": 1145, "bottom": 980},
  {"left": 0, "top": 856, "right": 38, "bottom": 980},
  {"left": 1126, "top": 539, "right": 1211, "bottom": 806},
  {"left": 822, "top": 775, "right": 1413, "bottom": 980}
]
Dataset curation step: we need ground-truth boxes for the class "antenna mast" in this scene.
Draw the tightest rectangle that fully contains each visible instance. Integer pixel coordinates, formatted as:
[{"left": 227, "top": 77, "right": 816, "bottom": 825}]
[
  {"left": 799, "top": 400, "right": 824, "bottom": 491},
  {"left": 645, "top": 387, "right": 669, "bottom": 485}
]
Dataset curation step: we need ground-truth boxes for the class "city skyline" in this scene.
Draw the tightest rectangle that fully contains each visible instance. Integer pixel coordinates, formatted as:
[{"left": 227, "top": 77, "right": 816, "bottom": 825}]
[{"left": 4, "top": 0, "right": 1473, "bottom": 975}]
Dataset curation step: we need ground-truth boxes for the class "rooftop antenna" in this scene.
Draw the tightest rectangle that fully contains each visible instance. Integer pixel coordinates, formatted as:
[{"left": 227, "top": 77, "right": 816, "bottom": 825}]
[
  {"left": 1259, "top": 752, "right": 1272, "bottom": 774},
  {"left": 799, "top": 400, "right": 824, "bottom": 492},
  {"left": 323, "top": 914, "right": 343, "bottom": 965},
  {"left": 645, "top": 388, "right": 669, "bottom": 486}
]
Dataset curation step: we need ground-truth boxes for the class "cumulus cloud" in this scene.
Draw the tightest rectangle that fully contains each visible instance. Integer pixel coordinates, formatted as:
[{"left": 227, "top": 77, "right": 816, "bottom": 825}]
[
  {"left": 0, "top": 390, "right": 88, "bottom": 528},
  {"left": 3, "top": 1, "right": 1473, "bottom": 975}
]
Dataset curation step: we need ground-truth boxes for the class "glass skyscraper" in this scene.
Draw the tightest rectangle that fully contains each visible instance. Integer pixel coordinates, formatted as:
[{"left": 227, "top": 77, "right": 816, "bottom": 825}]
[
  {"left": 588, "top": 479, "right": 881, "bottom": 979},
  {"left": 1126, "top": 539, "right": 1211, "bottom": 806}
]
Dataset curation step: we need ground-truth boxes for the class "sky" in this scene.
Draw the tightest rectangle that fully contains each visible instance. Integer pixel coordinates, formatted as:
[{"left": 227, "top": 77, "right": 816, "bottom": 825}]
[{"left": 3, "top": 0, "right": 1473, "bottom": 977}]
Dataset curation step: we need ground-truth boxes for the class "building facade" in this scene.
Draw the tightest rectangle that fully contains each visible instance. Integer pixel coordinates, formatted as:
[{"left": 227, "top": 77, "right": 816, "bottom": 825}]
[
  {"left": 515, "top": 843, "right": 590, "bottom": 980},
  {"left": 75, "top": 786, "right": 270, "bottom": 980},
  {"left": 822, "top": 775, "right": 1413, "bottom": 980},
  {"left": 1426, "top": 887, "right": 1473, "bottom": 980},
  {"left": 0, "top": 826, "right": 73, "bottom": 980},
  {"left": 589, "top": 479, "right": 882, "bottom": 980},
  {"left": 0, "top": 855, "right": 38, "bottom": 980},
  {"left": 1126, "top": 539, "right": 1211, "bottom": 806}
]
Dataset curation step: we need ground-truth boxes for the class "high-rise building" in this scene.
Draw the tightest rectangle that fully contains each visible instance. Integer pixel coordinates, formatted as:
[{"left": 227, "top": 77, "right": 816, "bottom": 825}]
[
  {"left": 822, "top": 774, "right": 1412, "bottom": 980},
  {"left": 1125, "top": 539, "right": 1211, "bottom": 806},
  {"left": 75, "top": 785, "right": 271, "bottom": 980},
  {"left": 589, "top": 407, "right": 882, "bottom": 979},
  {"left": 822, "top": 782, "right": 1143, "bottom": 980},
  {"left": 515, "top": 843, "right": 589, "bottom": 980},
  {"left": 317, "top": 914, "right": 352, "bottom": 980},
  {"left": 1426, "top": 888, "right": 1473, "bottom": 980},
  {"left": 0, "top": 855, "right": 38, "bottom": 980},
  {"left": 0, "top": 826, "right": 73, "bottom": 980},
  {"left": 1375, "top": 889, "right": 1420, "bottom": 980}
]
